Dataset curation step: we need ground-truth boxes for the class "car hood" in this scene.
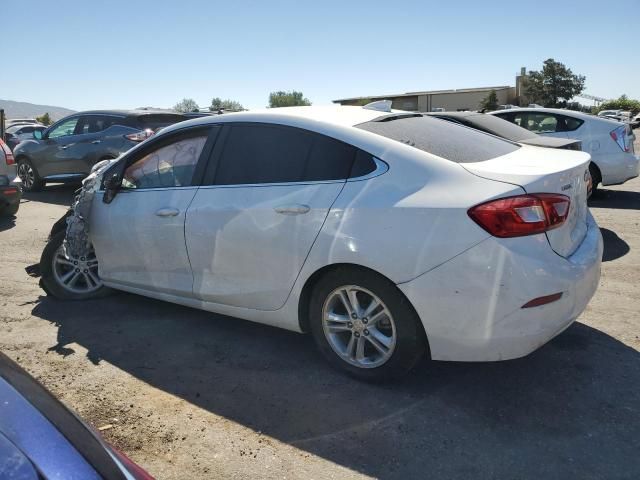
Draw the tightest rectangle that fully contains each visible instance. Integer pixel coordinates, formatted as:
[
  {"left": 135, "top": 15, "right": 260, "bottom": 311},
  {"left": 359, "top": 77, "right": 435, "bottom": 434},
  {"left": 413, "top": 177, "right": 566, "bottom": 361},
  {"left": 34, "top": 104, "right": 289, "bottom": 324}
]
[{"left": 518, "top": 136, "right": 580, "bottom": 149}]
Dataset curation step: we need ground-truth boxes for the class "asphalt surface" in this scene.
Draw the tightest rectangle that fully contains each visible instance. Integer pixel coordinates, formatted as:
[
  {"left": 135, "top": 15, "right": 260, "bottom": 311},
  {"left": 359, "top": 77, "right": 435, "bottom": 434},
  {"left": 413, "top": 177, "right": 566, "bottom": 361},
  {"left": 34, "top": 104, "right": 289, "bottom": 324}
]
[{"left": 1, "top": 147, "right": 639, "bottom": 479}]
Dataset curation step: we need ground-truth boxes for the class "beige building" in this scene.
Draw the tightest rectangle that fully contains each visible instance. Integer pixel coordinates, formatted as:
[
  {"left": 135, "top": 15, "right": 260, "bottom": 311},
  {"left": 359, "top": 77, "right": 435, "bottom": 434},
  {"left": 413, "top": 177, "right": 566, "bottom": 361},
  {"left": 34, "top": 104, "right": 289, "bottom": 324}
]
[{"left": 334, "top": 85, "right": 517, "bottom": 112}]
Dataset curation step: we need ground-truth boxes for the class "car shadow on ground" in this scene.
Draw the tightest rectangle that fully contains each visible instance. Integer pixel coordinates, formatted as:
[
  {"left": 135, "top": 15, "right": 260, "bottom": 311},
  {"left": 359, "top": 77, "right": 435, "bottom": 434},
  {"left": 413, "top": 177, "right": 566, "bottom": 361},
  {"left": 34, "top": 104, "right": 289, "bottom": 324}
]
[
  {"left": 600, "top": 227, "right": 630, "bottom": 262},
  {"left": 589, "top": 188, "right": 640, "bottom": 210},
  {"left": 0, "top": 215, "right": 16, "bottom": 232},
  {"left": 21, "top": 183, "right": 78, "bottom": 207},
  {"left": 31, "top": 293, "right": 640, "bottom": 479}
]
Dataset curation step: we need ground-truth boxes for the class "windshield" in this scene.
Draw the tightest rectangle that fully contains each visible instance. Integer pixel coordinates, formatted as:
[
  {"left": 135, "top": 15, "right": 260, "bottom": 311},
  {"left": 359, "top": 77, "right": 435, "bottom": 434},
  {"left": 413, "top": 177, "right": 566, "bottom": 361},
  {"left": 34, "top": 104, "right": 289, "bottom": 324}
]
[{"left": 356, "top": 115, "right": 519, "bottom": 163}]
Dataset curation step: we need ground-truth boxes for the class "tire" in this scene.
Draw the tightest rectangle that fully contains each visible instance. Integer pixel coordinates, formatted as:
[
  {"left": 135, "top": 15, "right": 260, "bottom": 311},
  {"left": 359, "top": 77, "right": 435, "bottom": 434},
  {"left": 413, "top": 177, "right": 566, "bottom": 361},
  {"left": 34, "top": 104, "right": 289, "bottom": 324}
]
[
  {"left": 309, "top": 267, "right": 427, "bottom": 381},
  {"left": 589, "top": 162, "right": 601, "bottom": 196},
  {"left": 17, "top": 158, "right": 44, "bottom": 192},
  {"left": 40, "top": 231, "right": 111, "bottom": 300}
]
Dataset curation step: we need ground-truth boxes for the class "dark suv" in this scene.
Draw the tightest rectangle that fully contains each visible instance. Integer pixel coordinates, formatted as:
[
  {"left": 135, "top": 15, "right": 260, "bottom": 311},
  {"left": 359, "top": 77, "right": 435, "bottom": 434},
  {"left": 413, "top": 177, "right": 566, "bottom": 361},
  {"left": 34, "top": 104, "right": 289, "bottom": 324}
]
[{"left": 13, "top": 110, "right": 189, "bottom": 191}]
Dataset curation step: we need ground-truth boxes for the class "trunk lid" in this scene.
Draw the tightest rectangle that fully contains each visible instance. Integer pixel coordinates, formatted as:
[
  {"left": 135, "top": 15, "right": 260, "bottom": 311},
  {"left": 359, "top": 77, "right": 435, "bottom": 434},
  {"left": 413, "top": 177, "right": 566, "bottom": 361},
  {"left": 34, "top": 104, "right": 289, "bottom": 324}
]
[{"left": 462, "top": 146, "right": 591, "bottom": 258}]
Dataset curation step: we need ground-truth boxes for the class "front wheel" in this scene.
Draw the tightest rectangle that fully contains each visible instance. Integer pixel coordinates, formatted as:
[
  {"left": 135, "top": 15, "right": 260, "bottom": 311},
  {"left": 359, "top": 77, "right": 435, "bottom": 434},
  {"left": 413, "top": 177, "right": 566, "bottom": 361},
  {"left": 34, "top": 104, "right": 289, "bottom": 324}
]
[
  {"left": 17, "top": 159, "right": 44, "bottom": 192},
  {"left": 40, "top": 231, "right": 111, "bottom": 300},
  {"left": 309, "top": 267, "right": 427, "bottom": 381}
]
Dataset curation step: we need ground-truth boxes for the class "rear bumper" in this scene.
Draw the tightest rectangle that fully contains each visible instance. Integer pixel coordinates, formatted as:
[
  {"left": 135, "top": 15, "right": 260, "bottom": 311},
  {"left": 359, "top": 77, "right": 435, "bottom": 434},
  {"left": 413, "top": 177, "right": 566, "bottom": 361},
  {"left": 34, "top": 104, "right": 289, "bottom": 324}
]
[
  {"left": 399, "top": 212, "right": 603, "bottom": 362},
  {"left": 599, "top": 152, "right": 640, "bottom": 185}
]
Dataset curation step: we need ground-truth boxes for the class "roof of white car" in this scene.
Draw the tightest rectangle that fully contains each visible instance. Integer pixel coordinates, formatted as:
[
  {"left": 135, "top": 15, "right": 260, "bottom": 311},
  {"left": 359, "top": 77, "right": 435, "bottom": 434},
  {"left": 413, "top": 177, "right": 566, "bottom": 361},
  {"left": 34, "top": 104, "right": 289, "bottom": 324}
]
[
  {"left": 173, "top": 106, "right": 398, "bottom": 131},
  {"left": 489, "top": 107, "right": 598, "bottom": 120}
]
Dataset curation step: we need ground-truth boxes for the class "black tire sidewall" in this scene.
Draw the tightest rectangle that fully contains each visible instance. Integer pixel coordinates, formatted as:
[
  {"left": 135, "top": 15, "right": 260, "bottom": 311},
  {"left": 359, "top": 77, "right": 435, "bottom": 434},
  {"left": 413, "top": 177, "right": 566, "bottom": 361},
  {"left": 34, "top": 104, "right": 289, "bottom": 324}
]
[
  {"left": 40, "top": 231, "right": 110, "bottom": 300},
  {"left": 309, "top": 267, "right": 426, "bottom": 381}
]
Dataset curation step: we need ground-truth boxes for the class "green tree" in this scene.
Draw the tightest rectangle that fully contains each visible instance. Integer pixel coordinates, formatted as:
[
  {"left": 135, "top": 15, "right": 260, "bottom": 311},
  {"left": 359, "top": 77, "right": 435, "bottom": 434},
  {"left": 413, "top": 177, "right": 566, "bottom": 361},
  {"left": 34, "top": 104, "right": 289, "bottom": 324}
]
[
  {"left": 524, "top": 58, "right": 586, "bottom": 107},
  {"left": 268, "top": 90, "right": 311, "bottom": 108},
  {"left": 597, "top": 95, "right": 640, "bottom": 115},
  {"left": 173, "top": 98, "right": 200, "bottom": 113},
  {"left": 36, "top": 112, "right": 52, "bottom": 126},
  {"left": 478, "top": 90, "right": 499, "bottom": 111},
  {"left": 210, "top": 97, "right": 244, "bottom": 112}
]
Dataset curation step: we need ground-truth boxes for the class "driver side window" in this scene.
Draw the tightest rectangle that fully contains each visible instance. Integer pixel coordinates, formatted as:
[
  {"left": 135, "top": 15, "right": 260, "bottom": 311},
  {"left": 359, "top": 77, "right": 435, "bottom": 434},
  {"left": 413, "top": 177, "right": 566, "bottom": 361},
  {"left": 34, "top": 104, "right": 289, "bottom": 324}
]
[
  {"left": 48, "top": 118, "right": 80, "bottom": 139},
  {"left": 122, "top": 135, "right": 208, "bottom": 189}
]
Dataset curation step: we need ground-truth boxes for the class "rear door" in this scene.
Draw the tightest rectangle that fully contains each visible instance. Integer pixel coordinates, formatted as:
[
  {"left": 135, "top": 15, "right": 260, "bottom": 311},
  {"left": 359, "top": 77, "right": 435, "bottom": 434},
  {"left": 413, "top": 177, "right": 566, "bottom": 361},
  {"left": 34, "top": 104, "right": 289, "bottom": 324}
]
[
  {"left": 185, "top": 123, "right": 356, "bottom": 310},
  {"left": 91, "top": 126, "right": 216, "bottom": 296},
  {"left": 65, "top": 115, "right": 125, "bottom": 172}
]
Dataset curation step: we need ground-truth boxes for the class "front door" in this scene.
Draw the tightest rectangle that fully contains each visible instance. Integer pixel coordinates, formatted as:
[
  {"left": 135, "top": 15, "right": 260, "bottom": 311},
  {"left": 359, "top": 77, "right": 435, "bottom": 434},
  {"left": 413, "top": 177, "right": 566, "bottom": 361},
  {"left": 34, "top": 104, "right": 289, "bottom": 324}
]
[{"left": 90, "top": 130, "right": 213, "bottom": 297}]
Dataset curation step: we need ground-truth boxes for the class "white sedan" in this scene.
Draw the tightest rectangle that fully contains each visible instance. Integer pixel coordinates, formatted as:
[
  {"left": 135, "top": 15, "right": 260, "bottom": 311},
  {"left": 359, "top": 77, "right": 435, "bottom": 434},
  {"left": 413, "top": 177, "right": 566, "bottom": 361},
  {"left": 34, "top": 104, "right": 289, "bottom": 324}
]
[
  {"left": 39, "top": 106, "right": 603, "bottom": 380},
  {"left": 490, "top": 107, "right": 639, "bottom": 192}
]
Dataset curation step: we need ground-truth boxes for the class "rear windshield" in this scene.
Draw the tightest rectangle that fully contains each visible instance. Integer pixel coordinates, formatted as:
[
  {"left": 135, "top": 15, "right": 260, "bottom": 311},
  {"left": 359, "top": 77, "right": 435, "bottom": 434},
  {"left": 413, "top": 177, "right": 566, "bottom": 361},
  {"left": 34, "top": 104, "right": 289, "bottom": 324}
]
[
  {"left": 457, "top": 113, "right": 536, "bottom": 141},
  {"left": 135, "top": 114, "right": 187, "bottom": 131},
  {"left": 356, "top": 115, "right": 520, "bottom": 163}
]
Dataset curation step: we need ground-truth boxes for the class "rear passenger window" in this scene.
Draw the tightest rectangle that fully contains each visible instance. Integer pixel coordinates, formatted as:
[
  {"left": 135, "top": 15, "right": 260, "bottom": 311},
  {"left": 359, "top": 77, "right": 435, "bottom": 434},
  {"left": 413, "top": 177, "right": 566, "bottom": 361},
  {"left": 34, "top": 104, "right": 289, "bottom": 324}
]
[
  {"left": 213, "top": 124, "right": 365, "bottom": 185},
  {"left": 560, "top": 115, "right": 584, "bottom": 132}
]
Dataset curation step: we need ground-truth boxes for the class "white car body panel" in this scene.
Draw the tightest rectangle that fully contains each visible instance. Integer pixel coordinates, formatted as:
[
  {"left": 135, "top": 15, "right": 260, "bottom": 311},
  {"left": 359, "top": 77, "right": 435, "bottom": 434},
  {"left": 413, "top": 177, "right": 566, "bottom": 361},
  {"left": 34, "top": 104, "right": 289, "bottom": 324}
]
[
  {"left": 86, "top": 106, "right": 603, "bottom": 363},
  {"left": 489, "top": 108, "right": 640, "bottom": 185},
  {"left": 91, "top": 188, "right": 198, "bottom": 297},
  {"left": 185, "top": 181, "right": 344, "bottom": 310}
]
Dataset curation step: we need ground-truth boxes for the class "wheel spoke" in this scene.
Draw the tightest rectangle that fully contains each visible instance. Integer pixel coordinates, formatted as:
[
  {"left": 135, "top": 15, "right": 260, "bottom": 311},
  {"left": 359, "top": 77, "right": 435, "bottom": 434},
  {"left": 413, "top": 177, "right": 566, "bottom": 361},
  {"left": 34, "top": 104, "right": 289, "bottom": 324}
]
[
  {"left": 345, "top": 334, "right": 356, "bottom": 358},
  {"left": 368, "top": 309, "right": 388, "bottom": 326},
  {"left": 338, "top": 289, "right": 356, "bottom": 316},
  {"left": 355, "top": 336, "right": 366, "bottom": 362},
  {"left": 67, "top": 272, "right": 81, "bottom": 287},
  {"left": 55, "top": 255, "right": 75, "bottom": 267},
  {"left": 348, "top": 289, "right": 362, "bottom": 316},
  {"left": 59, "top": 269, "right": 75, "bottom": 284},
  {"left": 87, "top": 270, "right": 101, "bottom": 286},
  {"left": 369, "top": 327, "right": 393, "bottom": 349},
  {"left": 362, "top": 297, "right": 380, "bottom": 318},
  {"left": 326, "top": 312, "right": 350, "bottom": 324}
]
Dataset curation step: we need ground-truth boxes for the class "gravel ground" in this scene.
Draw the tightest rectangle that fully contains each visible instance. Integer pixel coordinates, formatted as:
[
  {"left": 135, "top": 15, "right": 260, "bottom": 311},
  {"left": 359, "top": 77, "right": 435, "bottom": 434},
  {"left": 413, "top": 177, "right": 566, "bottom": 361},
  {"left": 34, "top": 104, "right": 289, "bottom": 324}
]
[{"left": 1, "top": 140, "right": 639, "bottom": 479}]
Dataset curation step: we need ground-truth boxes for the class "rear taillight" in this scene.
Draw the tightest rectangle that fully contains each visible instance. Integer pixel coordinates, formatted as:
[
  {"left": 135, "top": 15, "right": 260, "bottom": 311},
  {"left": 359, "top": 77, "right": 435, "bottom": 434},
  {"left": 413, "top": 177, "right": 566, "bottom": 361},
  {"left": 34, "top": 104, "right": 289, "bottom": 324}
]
[
  {"left": 0, "top": 140, "right": 14, "bottom": 165},
  {"left": 125, "top": 129, "right": 154, "bottom": 143},
  {"left": 610, "top": 125, "right": 630, "bottom": 152},
  {"left": 109, "top": 445, "right": 155, "bottom": 479},
  {"left": 468, "top": 194, "right": 571, "bottom": 238}
]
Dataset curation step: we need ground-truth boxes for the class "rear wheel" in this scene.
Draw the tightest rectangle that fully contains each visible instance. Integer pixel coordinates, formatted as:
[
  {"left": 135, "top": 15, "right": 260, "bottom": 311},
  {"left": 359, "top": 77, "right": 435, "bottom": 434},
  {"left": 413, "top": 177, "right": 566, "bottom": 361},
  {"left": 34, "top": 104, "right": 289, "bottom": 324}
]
[
  {"left": 2, "top": 203, "right": 19, "bottom": 216},
  {"left": 40, "top": 231, "right": 110, "bottom": 300},
  {"left": 309, "top": 267, "right": 427, "bottom": 381},
  {"left": 17, "top": 158, "right": 44, "bottom": 192},
  {"left": 588, "top": 162, "right": 601, "bottom": 196}
]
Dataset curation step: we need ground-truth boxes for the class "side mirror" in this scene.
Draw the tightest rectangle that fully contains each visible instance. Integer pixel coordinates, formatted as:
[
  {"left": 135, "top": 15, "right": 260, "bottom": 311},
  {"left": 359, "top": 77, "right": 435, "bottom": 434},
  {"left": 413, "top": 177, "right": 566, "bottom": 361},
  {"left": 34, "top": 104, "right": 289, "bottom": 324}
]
[{"left": 33, "top": 130, "right": 43, "bottom": 140}]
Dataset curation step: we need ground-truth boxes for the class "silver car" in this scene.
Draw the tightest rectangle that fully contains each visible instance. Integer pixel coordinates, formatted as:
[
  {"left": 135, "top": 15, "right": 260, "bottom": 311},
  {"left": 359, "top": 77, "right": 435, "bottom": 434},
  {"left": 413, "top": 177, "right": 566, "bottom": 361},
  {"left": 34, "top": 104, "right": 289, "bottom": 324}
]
[{"left": 0, "top": 138, "right": 21, "bottom": 216}]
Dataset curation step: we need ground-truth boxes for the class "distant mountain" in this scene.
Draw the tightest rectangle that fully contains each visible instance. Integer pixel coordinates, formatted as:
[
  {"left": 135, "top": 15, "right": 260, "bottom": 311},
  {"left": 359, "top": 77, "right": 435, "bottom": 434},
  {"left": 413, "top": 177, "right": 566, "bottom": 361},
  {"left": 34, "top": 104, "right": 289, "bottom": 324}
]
[{"left": 0, "top": 99, "right": 75, "bottom": 121}]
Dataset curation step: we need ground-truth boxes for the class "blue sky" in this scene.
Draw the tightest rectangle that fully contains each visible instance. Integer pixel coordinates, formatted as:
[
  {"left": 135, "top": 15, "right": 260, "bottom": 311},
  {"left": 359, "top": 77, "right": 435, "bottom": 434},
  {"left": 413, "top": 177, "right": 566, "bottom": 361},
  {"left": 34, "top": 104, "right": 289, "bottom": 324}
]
[{"left": 3, "top": 0, "right": 639, "bottom": 110}]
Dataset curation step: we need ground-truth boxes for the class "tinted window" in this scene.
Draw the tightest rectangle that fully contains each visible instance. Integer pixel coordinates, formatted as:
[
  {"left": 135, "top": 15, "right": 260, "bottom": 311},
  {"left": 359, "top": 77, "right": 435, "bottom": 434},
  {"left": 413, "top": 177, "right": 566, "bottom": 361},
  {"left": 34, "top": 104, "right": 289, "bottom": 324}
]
[
  {"left": 122, "top": 136, "right": 207, "bottom": 189},
  {"left": 77, "top": 115, "right": 122, "bottom": 134},
  {"left": 560, "top": 115, "right": 584, "bottom": 132},
  {"left": 213, "top": 124, "right": 361, "bottom": 185},
  {"left": 356, "top": 115, "right": 519, "bottom": 163},
  {"left": 457, "top": 114, "right": 536, "bottom": 142},
  {"left": 304, "top": 135, "right": 355, "bottom": 181},
  {"left": 48, "top": 118, "right": 79, "bottom": 138}
]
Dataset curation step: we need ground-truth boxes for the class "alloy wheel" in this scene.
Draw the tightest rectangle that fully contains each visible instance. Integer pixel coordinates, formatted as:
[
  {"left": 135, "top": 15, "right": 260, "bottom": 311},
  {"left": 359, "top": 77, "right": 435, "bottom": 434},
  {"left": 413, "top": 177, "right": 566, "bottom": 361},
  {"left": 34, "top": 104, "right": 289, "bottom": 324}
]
[
  {"left": 51, "top": 245, "right": 103, "bottom": 295},
  {"left": 322, "top": 285, "right": 396, "bottom": 368},
  {"left": 17, "top": 162, "right": 35, "bottom": 190}
]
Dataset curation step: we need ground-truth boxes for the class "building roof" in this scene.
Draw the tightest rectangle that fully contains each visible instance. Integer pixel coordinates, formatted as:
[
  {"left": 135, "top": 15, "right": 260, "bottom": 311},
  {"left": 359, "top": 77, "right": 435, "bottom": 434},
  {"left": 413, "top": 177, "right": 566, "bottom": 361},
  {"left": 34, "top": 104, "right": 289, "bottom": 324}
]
[{"left": 333, "top": 86, "right": 512, "bottom": 103}]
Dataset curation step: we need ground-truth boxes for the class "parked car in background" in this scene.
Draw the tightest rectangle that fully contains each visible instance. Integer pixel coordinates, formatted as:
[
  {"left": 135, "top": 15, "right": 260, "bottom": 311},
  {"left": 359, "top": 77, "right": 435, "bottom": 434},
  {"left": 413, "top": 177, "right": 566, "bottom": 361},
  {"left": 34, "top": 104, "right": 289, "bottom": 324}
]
[
  {"left": 13, "top": 110, "right": 189, "bottom": 191},
  {"left": 425, "top": 111, "right": 583, "bottom": 150},
  {"left": 40, "top": 106, "right": 602, "bottom": 381},
  {"left": 0, "top": 138, "right": 21, "bottom": 216},
  {"left": 4, "top": 123, "right": 46, "bottom": 150},
  {"left": 0, "top": 351, "right": 154, "bottom": 479},
  {"left": 490, "top": 107, "right": 639, "bottom": 192},
  {"left": 597, "top": 109, "right": 622, "bottom": 118},
  {"left": 5, "top": 118, "right": 40, "bottom": 128}
]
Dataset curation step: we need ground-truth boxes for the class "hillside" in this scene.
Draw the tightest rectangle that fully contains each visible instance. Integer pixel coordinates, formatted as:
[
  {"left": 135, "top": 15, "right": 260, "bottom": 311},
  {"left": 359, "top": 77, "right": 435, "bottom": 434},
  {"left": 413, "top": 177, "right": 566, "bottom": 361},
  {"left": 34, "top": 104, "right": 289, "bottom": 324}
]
[{"left": 0, "top": 99, "right": 75, "bottom": 121}]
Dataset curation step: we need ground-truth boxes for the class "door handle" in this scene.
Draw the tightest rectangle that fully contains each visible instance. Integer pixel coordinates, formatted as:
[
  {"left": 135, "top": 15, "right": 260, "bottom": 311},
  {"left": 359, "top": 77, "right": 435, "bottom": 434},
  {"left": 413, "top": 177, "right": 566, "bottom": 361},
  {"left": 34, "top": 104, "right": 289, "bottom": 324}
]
[
  {"left": 91, "top": 140, "right": 102, "bottom": 144},
  {"left": 60, "top": 145, "right": 69, "bottom": 150},
  {"left": 155, "top": 208, "right": 180, "bottom": 217},
  {"left": 274, "top": 204, "right": 311, "bottom": 215}
]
